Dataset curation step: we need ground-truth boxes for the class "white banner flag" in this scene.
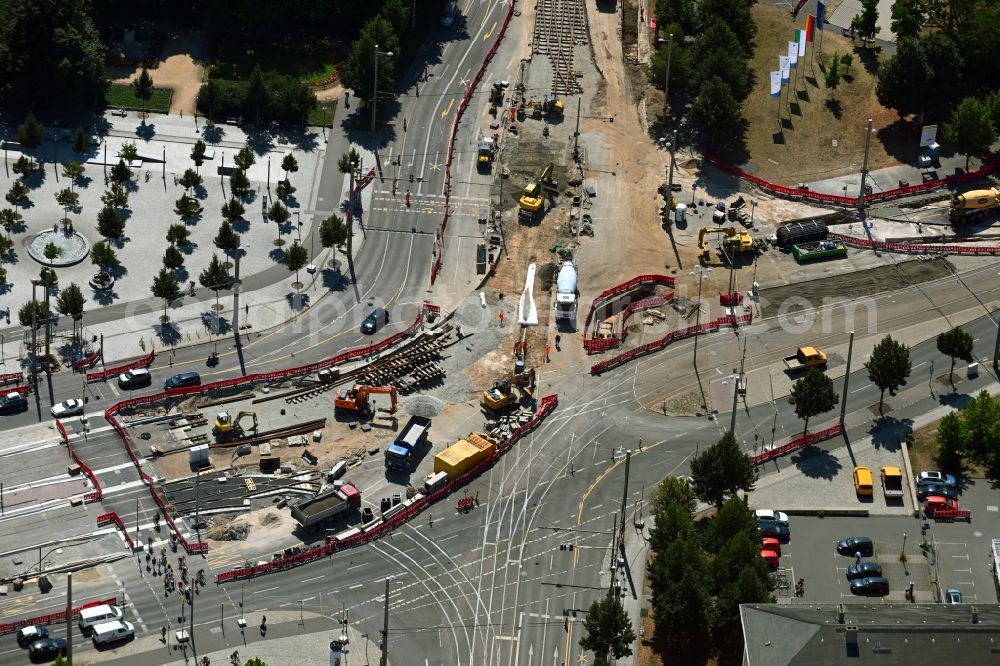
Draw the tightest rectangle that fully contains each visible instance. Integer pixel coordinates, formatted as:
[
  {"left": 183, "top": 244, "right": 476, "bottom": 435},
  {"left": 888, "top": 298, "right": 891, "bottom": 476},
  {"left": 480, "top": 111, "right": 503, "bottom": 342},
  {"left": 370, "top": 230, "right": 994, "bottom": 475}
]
[
  {"left": 770, "top": 71, "right": 782, "bottom": 97},
  {"left": 788, "top": 41, "right": 798, "bottom": 68},
  {"left": 797, "top": 28, "right": 807, "bottom": 56},
  {"left": 780, "top": 55, "right": 790, "bottom": 83}
]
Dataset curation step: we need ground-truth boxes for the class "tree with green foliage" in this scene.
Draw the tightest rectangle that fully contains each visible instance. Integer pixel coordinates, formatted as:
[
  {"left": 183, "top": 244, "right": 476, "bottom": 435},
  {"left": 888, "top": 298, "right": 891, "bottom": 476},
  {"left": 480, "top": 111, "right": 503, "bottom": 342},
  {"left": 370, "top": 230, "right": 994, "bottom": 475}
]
[
  {"left": 840, "top": 53, "right": 854, "bottom": 77},
  {"left": 18, "top": 300, "right": 49, "bottom": 328},
  {"left": 62, "top": 161, "right": 85, "bottom": 190},
  {"left": 110, "top": 158, "right": 132, "bottom": 185},
  {"left": 229, "top": 170, "right": 251, "bottom": 199},
  {"left": 151, "top": 268, "right": 181, "bottom": 321},
  {"left": 693, "top": 20, "right": 753, "bottom": 101},
  {"left": 43, "top": 242, "right": 60, "bottom": 265},
  {"left": 214, "top": 220, "right": 240, "bottom": 253},
  {"left": 0, "top": 266, "right": 6, "bottom": 287},
  {"left": 379, "top": 0, "right": 412, "bottom": 37},
  {"left": 654, "top": 0, "right": 698, "bottom": 33},
  {"left": 890, "top": 0, "right": 924, "bottom": 39},
  {"left": 338, "top": 147, "right": 362, "bottom": 177},
  {"left": 957, "top": 389, "right": 1000, "bottom": 473},
  {"left": 647, "top": 25, "right": 693, "bottom": 98},
  {"left": 242, "top": 658, "right": 268, "bottom": 666},
  {"left": 174, "top": 195, "right": 200, "bottom": 221},
  {"left": 853, "top": 0, "right": 879, "bottom": 42},
  {"left": 97, "top": 205, "right": 125, "bottom": 241},
  {"left": 6, "top": 181, "right": 29, "bottom": 211},
  {"left": 936, "top": 327, "right": 974, "bottom": 384},
  {"left": 55, "top": 282, "right": 85, "bottom": 339},
  {"left": 191, "top": 139, "right": 207, "bottom": 173},
  {"left": 788, "top": 368, "right": 838, "bottom": 435},
  {"left": 650, "top": 475, "right": 697, "bottom": 519},
  {"left": 689, "top": 431, "right": 757, "bottom": 508},
  {"left": 72, "top": 127, "right": 90, "bottom": 154},
  {"left": 101, "top": 182, "right": 129, "bottom": 209},
  {"left": 579, "top": 597, "right": 637, "bottom": 664},
  {"left": 199, "top": 253, "right": 233, "bottom": 313},
  {"left": 284, "top": 241, "right": 309, "bottom": 293},
  {"left": 865, "top": 335, "right": 912, "bottom": 414},
  {"left": 166, "top": 223, "right": 191, "bottom": 247},
  {"left": 0, "top": 235, "right": 11, "bottom": 257},
  {"left": 319, "top": 214, "right": 348, "bottom": 248},
  {"left": 281, "top": 153, "right": 298, "bottom": 179},
  {"left": 234, "top": 146, "right": 256, "bottom": 172},
  {"left": 16, "top": 112, "right": 44, "bottom": 148},
  {"left": 824, "top": 53, "right": 842, "bottom": 92},
  {"left": 340, "top": 16, "right": 401, "bottom": 112},
  {"left": 920, "top": 32, "right": 964, "bottom": 119},
  {"left": 90, "top": 241, "right": 119, "bottom": 273},
  {"left": 132, "top": 66, "right": 154, "bottom": 121},
  {"left": 0, "top": 208, "right": 19, "bottom": 238},
  {"left": 245, "top": 65, "right": 268, "bottom": 123},
  {"left": 690, "top": 76, "right": 744, "bottom": 150},
  {"left": 697, "top": 0, "right": 756, "bottom": 56},
  {"left": 0, "top": 1, "right": 107, "bottom": 108},
  {"left": 221, "top": 197, "right": 245, "bottom": 224},
  {"left": 704, "top": 496, "right": 759, "bottom": 555},
  {"left": 715, "top": 564, "right": 774, "bottom": 645},
  {"left": 648, "top": 501, "right": 697, "bottom": 554},
  {"left": 648, "top": 537, "right": 710, "bottom": 650},
  {"left": 163, "top": 245, "right": 184, "bottom": 272},
  {"left": 179, "top": 168, "right": 203, "bottom": 194},
  {"left": 943, "top": 97, "right": 996, "bottom": 170},
  {"left": 936, "top": 410, "right": 964, "bottom": 472},
  {"left": 268, "top": 200, "right": 291, "bottom": 247},
  {"left": 38, "top": 266, "right": 57, "bottom": 289},
  {"left": 876, "top": 38, "right": 931, "bottom": 118},
  {"left": 119, "top": 142, "right": 139, "bottom": 163},
  {"left": 12, "top": 156, "right": 37, "bottom": 178},
  {"left": 276, "top": 179, "right": 296, "bottom": 203},
  {"left": 55, "top": 188, "right": 79, "bottom": 219}
]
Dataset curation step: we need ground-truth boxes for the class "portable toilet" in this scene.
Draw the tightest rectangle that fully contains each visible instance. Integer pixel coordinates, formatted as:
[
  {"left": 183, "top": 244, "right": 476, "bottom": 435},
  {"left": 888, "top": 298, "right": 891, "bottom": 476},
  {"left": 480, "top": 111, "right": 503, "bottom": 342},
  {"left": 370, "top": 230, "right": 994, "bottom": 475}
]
[{"left": 674, "top": 203, "right": 687, "bottom": 225}]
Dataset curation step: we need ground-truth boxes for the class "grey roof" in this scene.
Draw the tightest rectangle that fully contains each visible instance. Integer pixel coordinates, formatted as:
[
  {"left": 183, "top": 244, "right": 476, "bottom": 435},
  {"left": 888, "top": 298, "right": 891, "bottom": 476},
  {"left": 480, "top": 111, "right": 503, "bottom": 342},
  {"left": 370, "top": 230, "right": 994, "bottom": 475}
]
[{"left": 741, "top": 603, "right": 1000, "bottom": 666}]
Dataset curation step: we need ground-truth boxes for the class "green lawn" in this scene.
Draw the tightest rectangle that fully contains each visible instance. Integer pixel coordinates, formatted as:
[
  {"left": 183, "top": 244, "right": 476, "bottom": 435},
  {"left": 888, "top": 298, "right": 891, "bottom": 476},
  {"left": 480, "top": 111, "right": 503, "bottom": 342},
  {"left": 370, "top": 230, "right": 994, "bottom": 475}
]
[
  {"left": 308, "top": 101, "right": 337, "bottom": 127},
  {"left": 211, "top": 41, "right": 336, "bottom": 85},
  {"left": 105, "top": 84, "right": 173, "bottom": 113}
]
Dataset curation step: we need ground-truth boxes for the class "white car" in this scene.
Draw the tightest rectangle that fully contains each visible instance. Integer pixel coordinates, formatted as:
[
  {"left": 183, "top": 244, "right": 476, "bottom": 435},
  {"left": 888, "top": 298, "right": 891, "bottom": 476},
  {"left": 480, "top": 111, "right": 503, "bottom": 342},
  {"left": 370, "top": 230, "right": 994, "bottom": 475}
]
[
  {"left": 50, "top": 399, "right": 85, "bottom": 418},
  {"left": 918, "top": 471, "right": 957, "bottom": 487},
  {"left": 755, "top": 509, "right": 789, "bottom": 526}
]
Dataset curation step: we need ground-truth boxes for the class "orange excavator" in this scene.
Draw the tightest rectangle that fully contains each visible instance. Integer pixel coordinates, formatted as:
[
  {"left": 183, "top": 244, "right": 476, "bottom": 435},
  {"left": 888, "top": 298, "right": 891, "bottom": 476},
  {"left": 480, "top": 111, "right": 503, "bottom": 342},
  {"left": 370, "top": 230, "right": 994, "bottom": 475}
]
[{"left": 334, "top": 384, "right": 398, "bottom": 417}]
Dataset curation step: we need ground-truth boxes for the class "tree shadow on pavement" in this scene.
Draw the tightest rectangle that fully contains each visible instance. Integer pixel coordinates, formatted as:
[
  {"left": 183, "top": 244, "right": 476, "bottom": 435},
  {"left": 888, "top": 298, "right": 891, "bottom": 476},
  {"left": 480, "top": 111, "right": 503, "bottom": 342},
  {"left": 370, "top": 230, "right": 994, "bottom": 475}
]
[
  {"left": 867, "top": 415, "right": 914, "bottom": 451},
  {"left": 792, "top": 445, "right": 843, "bottom": 480},
  {"left": 321, "top": 267, "right": 347, "bottom": 292},
  {"left": 154, "top": 321, "right": 182, "bottom": 346},
  {"left": 201, "top": 124, "right": 224, "bottom": 144},
  {"left": 91, "top": 287, "right": 119, "bottom": 306},
  {"left": 938, "top": 391, "right": 972, "bottom": 410}
]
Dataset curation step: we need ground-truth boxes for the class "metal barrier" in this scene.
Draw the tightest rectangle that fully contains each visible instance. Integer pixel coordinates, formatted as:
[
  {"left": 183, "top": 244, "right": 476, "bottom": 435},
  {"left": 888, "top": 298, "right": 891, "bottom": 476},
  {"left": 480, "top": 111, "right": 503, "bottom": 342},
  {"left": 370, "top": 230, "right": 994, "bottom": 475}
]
[
  {"left": 830, "top": 232, "right": 1000, "bottom": 256},
  {"left": 751, "top": 423, "right": 843, "bottom": 466},
  {"left": 706, "top": 154, "right": 999, "bottom": 207},
  {"left": 0, "top": 596, "right": 120, "bottom": 634},
  {"left": 0, "top": 371, "right": 23, "bottom": 385},
  {"left": 926, "top": 508, "right": 972, "bottom": 522},
  {"left": 215, "top": 394, "right": 559, "bottom": 584},
  {"left": 56, "top": 419, "right": 103, "bottom": 502},
  {"left": 87, "top": 349, "right": 155, "bottom": 383},
  {"left": 73, "top": 347, "right": 102, "bottom": 371},
  {"left": 96, "top": 512, "right": 136, "bottom": 551},
  {"left": 582, "top": 275, "right": 677, "bottom": 352}
]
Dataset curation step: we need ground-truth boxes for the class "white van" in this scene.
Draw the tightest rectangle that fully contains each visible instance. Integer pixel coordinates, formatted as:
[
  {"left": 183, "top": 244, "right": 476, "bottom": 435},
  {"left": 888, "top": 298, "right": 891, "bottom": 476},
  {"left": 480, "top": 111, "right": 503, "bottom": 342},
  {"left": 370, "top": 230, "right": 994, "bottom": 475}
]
[
  {"left": 91, "top": 620, "right": 134, "bottom": 646},
  {"left": 78, "top": 605, "right": 123, "bottom": 632}
]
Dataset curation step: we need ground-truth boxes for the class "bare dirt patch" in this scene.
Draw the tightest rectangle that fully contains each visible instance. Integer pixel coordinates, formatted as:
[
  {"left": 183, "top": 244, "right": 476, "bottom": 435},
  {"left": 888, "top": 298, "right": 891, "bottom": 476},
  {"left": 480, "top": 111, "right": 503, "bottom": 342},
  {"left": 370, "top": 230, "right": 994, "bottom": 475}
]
[
  {"left": 109, "top": 29, "right": 208, "bottom": 115},
  {"left": 758, "top": 257, "right": 954, "bottom": 318},
  {"left": 742, "top": 4, "right": 910, "bottom": 183}
]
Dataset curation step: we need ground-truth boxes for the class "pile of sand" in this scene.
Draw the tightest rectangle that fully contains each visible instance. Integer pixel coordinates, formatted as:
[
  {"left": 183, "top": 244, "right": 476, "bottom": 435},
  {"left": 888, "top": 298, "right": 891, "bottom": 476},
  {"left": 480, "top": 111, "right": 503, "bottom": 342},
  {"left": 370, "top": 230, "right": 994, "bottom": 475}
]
[{"left": 401, "top": 395, "right": 446, "bottom": 417}]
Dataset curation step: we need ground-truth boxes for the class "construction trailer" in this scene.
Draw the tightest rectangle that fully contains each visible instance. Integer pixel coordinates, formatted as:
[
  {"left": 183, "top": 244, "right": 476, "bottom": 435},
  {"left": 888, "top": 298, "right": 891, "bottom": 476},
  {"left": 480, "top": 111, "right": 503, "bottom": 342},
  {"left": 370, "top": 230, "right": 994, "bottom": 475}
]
[{"left": 434, "top": 433, "right": 496, "bottom": 477}]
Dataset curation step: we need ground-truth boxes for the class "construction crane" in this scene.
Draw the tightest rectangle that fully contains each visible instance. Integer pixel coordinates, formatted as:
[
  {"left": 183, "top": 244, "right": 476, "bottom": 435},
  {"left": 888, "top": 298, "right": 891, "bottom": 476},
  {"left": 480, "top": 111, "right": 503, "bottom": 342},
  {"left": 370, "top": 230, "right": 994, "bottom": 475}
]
[
  {"left": 213, "top": 411, "right": 259, "bottom": 441},
  {"left": 518, "top": 162, "right": 555, "bottom": 223},
  {"left": 334, "top": 385, "right": 398, "bottom": 417},
  {"left": 482, "top": 367, "right": 537, "bottom": 412}
]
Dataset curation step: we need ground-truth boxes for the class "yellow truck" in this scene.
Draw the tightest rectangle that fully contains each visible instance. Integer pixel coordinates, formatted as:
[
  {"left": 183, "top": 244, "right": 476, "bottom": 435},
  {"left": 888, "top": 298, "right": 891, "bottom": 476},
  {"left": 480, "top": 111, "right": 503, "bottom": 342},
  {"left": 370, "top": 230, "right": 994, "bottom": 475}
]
[
  {"left": 880, "top": 466, "right": 904, "bottom": 499},
  {"left": 783, "top": 346, "right": 827, "bottom": 372},
  {"left": 434, "top": 433, "right": 497, "bottom": 478}
]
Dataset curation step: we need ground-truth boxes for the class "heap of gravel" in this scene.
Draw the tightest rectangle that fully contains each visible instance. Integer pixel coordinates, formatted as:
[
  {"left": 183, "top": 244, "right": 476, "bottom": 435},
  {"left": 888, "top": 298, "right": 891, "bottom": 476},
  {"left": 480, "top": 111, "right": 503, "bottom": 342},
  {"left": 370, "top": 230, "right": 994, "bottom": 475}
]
[{"left": 401, "top": 395, "right": 446, "bottom": 417}]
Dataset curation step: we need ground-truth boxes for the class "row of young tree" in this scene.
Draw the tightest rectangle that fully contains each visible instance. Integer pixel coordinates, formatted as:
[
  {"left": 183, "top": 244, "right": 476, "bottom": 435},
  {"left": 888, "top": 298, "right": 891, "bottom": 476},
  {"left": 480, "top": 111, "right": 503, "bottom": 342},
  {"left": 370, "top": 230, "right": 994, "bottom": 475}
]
[{"left": 648, "top": 0, "right": 757, "bottom": 150}]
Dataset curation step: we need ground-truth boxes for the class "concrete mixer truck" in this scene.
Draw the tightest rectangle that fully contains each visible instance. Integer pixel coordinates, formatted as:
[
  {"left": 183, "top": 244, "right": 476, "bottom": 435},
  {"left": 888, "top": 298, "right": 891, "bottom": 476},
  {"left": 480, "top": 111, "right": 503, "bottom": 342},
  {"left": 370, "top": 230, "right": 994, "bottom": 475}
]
[
  {"left": 950, "top": 187, "right": 1000, "bottom": 224},
  {"left": 554, "top": 261, "right": 578, "bottom": 325}
]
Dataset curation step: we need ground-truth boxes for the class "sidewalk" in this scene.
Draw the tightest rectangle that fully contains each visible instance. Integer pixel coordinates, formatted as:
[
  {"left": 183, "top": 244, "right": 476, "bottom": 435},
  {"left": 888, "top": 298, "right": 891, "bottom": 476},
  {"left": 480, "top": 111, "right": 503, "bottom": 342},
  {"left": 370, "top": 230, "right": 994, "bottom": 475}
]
[{"left": 97, "top": 611, "right": 383, "bottom": 666}]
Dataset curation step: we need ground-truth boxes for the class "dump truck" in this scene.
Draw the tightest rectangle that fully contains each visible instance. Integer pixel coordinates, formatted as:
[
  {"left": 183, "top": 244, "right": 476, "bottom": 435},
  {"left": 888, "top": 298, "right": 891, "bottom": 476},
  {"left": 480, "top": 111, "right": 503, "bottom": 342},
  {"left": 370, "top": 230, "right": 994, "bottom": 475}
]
[
  {"left": 791, "top": 240, "right": 847, "bottom": 262},
  {"left": 385, "top": 415, "right": 432, "bottom": 472},
  {"left": 434, "top": 432, "right": 496, "bottom": 478},
  {"left": 783, "top": 346, "right": 827, "bottom": 371},
  {"left": 880, "top": 466, "right": 904, "bottom": 499},
  {"left": 291, "top": 483, "right": 361, "bottom": 529},
  {"left": 950, "top": 187, "right": 1000, "bottom": 224}
]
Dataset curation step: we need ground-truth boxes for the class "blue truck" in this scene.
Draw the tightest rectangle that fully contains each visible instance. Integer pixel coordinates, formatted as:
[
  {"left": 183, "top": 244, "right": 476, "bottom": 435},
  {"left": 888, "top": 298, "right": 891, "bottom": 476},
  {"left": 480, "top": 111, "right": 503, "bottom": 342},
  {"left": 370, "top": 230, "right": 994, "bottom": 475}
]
[{"left": 385, "top": 416, "right": 432, "bottom": 472}]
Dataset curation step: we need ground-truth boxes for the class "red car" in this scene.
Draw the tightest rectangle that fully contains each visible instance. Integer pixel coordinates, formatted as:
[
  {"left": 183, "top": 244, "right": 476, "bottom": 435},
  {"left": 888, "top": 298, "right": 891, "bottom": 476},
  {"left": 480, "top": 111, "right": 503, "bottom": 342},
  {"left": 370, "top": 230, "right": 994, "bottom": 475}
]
[
  {"left": 760, "top": 549, "right": 779, "bottom": 568},
  {"left": 924, "top": 495, "right": 959, "bottom": 513},
  {"left": 762, "top": 537, "right": 781, "bottom": 556}
]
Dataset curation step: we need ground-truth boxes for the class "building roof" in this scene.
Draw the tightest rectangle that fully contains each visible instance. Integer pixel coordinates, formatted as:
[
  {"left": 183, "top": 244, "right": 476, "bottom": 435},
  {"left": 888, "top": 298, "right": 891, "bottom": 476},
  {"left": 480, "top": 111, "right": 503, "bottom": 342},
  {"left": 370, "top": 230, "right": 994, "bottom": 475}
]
[{"left": 741, "top": 603, "right": 1000, "bottom": 666}]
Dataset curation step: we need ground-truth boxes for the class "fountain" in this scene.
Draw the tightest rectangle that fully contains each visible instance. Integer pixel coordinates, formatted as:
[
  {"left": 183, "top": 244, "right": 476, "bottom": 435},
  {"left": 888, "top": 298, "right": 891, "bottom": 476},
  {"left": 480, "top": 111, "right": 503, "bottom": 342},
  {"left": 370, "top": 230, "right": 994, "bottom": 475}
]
[{"left": 27, "top": 227, "right": 91, "bottom": 267}]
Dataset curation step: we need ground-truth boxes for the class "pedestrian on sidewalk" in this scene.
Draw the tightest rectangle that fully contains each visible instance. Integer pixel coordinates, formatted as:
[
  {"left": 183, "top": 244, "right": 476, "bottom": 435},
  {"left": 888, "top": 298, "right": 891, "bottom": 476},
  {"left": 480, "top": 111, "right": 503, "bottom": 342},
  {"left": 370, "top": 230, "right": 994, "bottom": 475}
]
[
  {"left": 545, "top": 343, "right": 551, "bottom": 362},
  {"left": 499, "top": 310, "right": 505, "bottom": 326}
]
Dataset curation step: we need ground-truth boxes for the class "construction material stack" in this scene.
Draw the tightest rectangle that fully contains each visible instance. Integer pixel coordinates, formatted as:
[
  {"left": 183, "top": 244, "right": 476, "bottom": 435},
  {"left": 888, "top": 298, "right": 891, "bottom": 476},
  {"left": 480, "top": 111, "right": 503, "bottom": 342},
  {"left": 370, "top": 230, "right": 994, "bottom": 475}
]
[{"left": 434, "top": 433, "right": 497, "bottom": 477}]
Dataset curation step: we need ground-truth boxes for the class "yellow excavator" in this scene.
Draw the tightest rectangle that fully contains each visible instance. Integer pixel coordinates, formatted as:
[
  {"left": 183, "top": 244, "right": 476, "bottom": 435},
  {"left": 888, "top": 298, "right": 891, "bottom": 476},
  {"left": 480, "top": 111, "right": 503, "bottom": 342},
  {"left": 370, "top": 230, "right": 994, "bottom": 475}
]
[
  {"left": 483, "top": 367, "right": 537, "bottom": 412},
  {"left": 542, "top": 94, "right": 564, "bottom": 116},
  {"left": 213, "top": 411, "right": 259, "bottom": 441},
  {"left": 518, "top": 162, "right": 554, "bottom": 223},
  {"left": 698, "top": 227, "right": 754, "bottom": 257}
]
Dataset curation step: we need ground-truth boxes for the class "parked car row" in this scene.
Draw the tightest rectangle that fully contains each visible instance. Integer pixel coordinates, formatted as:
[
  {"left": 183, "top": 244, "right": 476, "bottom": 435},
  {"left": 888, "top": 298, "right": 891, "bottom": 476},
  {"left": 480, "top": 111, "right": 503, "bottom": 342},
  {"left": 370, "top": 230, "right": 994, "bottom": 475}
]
[
  {"left": 756, "top": 509, "right": 790, "bottom": 569},
  {"left": 836, "top": 536, "right": 889, "bottom": 595}
]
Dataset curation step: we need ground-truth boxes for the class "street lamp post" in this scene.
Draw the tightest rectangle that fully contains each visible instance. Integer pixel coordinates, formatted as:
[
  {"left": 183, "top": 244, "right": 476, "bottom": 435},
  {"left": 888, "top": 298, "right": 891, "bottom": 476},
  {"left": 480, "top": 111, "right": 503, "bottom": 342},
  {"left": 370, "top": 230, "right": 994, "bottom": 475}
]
[
  {"left": 372, "top": 45, "right": 394, "bottom": 135},
  {"left": 657, "top": 34, "right": 674, "bottom": 122},
  {"left": 295, "top": 211, "right": 302, "bottom": 241}
]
